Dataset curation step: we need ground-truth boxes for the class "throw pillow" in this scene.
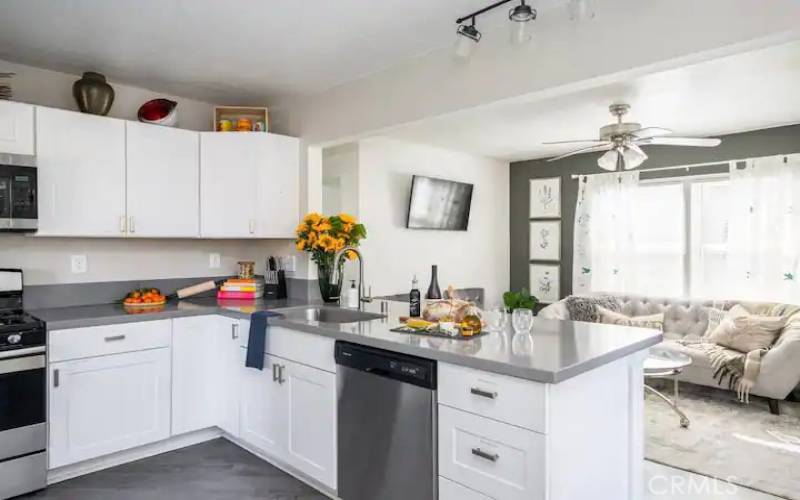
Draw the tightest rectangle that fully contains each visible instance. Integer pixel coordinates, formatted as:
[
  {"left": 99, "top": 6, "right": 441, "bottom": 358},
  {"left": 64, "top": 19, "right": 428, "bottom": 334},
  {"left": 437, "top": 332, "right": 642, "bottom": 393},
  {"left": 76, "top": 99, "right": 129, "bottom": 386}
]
[
  {"left": 564, "top": 295, "right": 622, "bottom": 322},
  {"left": 704, "top": 307, "right": 727, "bottom": 337},
  {"left": 707, "top": 304, "right": 786, "bottom": 352},
  {"left": 596, "top": 306, "right": 664, "bottom": 331}
]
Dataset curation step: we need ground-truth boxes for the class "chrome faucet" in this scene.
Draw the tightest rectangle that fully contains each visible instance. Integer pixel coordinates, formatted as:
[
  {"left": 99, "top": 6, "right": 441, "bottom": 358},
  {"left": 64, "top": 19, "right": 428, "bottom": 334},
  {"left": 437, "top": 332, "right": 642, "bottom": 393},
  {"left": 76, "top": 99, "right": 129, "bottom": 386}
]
[{"left": 333, "top": 246, "right": 372, "bottom": 311}]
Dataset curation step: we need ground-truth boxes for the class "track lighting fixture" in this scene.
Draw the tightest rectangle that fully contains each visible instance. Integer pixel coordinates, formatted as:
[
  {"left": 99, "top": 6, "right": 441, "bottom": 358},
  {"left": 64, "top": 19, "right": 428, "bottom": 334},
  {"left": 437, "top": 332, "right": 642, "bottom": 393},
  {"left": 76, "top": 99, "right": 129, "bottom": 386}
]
[
  {"left": 455, "top": 0, "right": 537, "bottom": 56},
  {"left": 455, "top": 18, "right": 481, "bottom": 58}
]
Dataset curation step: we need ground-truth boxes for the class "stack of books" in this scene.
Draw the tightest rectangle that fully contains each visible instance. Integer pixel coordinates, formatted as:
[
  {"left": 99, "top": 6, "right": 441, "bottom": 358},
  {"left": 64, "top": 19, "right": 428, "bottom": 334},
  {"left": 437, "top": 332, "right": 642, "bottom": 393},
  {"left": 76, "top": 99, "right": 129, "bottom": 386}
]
[{"left": 217, "top": 277, "right": 264, "bottom": 300}]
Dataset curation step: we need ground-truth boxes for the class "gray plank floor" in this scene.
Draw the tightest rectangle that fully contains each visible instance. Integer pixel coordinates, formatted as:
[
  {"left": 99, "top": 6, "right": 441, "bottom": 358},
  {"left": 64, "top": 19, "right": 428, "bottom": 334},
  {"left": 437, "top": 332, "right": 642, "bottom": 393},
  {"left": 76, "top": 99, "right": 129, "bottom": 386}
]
[{"left": 19, "top": 439, "right": 328, "bottom": 500}]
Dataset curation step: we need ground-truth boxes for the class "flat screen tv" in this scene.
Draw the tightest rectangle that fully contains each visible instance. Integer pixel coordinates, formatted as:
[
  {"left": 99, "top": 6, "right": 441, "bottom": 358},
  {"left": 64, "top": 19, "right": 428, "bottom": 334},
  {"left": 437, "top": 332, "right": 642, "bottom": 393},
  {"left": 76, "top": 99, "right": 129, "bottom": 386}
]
[{"left": 406, "top": 175, "right": 474, "bottom": 230}]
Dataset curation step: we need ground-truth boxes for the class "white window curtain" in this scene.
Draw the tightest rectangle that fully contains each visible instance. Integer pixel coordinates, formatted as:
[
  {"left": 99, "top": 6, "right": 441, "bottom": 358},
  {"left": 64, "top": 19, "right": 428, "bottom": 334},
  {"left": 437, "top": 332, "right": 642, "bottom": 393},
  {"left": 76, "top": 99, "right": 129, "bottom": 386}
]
[
  {"left": 725, "top": 155, "right": 800, "bottom": 303},
  {"left": 574, "top": 171, "right": 639, "bottom": 295}
]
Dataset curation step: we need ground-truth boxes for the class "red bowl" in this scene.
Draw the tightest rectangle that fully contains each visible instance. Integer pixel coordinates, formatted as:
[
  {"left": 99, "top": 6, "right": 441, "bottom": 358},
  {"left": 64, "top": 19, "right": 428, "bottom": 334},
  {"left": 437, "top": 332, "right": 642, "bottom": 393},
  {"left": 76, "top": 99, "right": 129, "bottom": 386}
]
[{"left": 138, "top": 99, "right": 178, "bottom": 126}]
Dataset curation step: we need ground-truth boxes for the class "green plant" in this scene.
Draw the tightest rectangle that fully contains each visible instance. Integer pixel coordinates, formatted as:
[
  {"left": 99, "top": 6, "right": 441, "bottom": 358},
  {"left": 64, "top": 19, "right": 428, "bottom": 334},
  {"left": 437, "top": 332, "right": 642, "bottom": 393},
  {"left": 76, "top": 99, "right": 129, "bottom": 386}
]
[{"left": 503, "top": 288, "right": 538, "bottom": 312}]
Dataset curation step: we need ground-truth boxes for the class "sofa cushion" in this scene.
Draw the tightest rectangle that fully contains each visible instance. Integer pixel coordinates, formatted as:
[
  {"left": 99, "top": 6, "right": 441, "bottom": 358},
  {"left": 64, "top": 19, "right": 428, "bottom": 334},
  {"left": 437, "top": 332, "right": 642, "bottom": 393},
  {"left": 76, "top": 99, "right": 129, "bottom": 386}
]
[
  {"left": 596, "top": 307, "right": 664, "bottom": 331},
  {"left": 562, "top": 295, "right": 621, "bottom": 322},
  {"left": 704, "top": 307, "right": 727, "bottom": 337},
  {"left": 708, "top": 304, "right": 786, "bottom": 352}
]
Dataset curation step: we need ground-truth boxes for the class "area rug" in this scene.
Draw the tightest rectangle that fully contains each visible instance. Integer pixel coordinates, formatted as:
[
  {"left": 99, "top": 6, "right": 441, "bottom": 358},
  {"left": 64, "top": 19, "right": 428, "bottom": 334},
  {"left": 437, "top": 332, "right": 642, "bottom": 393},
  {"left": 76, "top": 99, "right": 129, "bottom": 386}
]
[{"left": 645, "top": 382, "right": 800, "bottom": 499}]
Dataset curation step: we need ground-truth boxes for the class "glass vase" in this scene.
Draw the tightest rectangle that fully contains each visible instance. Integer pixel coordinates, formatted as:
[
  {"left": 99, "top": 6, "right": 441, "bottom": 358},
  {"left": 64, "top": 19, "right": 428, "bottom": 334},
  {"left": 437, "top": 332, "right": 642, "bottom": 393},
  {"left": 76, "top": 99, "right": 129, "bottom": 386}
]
[{"left": 317, "top": 256, "right": 344, "bottom": 303}]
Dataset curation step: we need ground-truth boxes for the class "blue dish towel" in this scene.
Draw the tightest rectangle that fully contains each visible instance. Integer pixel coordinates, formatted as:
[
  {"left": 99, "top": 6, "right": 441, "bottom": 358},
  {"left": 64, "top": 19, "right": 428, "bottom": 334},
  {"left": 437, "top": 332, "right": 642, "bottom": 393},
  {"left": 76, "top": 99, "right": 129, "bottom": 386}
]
[{"left": 245, "top": 310, "right": 281, "bottom": 370}]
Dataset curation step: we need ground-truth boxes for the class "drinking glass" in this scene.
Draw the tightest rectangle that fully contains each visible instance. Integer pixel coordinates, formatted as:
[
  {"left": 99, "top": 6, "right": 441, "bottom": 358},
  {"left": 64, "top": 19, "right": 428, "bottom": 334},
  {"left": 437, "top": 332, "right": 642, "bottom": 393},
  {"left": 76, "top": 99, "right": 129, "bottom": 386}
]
[
  {"left": 511, "top": 308, "right": 533, "bottom": 334},
  {"left": 485, "top": 307, "right": 508, "bottom": 332}
]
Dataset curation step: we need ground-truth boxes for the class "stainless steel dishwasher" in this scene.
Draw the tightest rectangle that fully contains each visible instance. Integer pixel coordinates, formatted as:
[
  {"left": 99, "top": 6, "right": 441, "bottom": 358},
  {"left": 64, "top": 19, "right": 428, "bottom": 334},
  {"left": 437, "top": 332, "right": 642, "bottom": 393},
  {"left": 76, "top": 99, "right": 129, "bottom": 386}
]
[{"left": 336, "top": 341, "right": 437, "bottom": 500}]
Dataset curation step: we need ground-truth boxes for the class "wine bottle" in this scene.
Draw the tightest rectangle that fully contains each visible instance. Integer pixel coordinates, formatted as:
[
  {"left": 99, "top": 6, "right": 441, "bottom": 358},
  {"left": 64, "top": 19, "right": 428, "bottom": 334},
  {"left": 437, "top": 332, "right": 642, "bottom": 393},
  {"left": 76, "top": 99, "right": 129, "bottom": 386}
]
[
  {"left": 409, "top": 276, "right": 421, "bottom": 317},
  {"left": 426, "top": 265, "right": 442, "bottom": 300}
]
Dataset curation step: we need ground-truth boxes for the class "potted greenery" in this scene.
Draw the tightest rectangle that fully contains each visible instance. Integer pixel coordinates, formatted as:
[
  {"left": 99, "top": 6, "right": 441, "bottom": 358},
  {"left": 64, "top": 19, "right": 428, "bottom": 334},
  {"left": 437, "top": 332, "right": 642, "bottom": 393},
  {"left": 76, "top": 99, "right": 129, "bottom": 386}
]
[{"left": 502, "top": 288, "right": 539, "bottom": 313}]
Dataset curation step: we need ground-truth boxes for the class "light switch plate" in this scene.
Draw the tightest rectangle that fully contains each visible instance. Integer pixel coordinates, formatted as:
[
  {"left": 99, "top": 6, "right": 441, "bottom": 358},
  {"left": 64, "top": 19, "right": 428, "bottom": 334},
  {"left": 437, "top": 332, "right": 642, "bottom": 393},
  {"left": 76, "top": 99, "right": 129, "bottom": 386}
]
[
  {"left": 71, "top": 255, "right": 88, "bottom": 274},
  {"left": 282, "top": 255, "right": 296, "bottom": 272},
  {"left": 209, "top": 253, "right": 221, "bottom": 269}
]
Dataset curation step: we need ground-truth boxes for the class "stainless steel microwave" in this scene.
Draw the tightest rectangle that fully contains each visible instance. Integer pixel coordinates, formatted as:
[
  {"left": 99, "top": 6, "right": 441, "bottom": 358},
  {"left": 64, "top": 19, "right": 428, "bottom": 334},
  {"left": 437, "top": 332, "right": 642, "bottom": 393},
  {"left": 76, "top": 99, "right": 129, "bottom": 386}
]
[{"left": 0, "top": 154, "right": 37, "bottom": 232}]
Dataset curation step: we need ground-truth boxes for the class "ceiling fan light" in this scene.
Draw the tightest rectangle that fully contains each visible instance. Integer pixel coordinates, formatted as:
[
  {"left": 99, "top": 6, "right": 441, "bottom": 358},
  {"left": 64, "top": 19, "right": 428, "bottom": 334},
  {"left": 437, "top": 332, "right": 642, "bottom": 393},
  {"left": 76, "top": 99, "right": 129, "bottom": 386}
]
[
  {"left": 509, "top": 1, "right": 537, "bottom": 22},
  {"left": 622, "top": 144, "right": 648, "bottom": 170},
  {"left": 568, "top": 0, "right": 596, "bottom": 20},
  {"left": 597, "top": 149, "right": 619, "bottom": 171}
]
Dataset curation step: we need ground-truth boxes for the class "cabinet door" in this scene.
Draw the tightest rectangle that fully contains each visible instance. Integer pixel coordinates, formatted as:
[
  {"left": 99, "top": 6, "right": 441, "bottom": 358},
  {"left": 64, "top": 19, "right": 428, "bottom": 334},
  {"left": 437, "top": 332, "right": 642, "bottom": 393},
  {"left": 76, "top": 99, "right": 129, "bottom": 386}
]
[
  {"left": 126, "top": 122, "right": 199, "bottom": 237},
  {"left": 238, "top": 350, "right": 286, "bottom": 457},
  {"left": 218, "top": 319, "right": 243, "bottom": 438},
  {"left": 254, "top": 134, "right": 299, "bottom": 238},
  {"left": 171, "top": 316, "right": 220, "bottom": 436},
  {"left": 284, "top": 359, "right": 337, "bottom": 489},
  {"left": 36, "top": 107, "right": 126, "bottom": 236},
  {"left": 0, "top": 100, "right": 35, "bottom": 155},
  {"left": 49, "top": 348, "right": 171, "bottom": 468},
  {"left": 199, "top": 133, "right": 258, "bottom": 237}
]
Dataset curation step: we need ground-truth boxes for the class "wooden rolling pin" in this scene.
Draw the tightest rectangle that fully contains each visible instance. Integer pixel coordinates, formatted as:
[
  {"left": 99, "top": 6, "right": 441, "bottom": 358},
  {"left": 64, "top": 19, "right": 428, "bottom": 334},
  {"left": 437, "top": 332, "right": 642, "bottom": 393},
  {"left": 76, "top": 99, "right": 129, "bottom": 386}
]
[{"left": 168, "top": 279, "right": 227, "bottom": 300}]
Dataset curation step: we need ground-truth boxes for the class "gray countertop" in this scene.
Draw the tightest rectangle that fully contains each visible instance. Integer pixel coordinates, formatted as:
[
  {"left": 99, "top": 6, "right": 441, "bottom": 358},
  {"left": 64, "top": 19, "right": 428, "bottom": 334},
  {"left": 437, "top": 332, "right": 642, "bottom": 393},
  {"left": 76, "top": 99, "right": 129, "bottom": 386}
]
[{"left": 30, "top": 299, "right": 662, "bottom": 384}]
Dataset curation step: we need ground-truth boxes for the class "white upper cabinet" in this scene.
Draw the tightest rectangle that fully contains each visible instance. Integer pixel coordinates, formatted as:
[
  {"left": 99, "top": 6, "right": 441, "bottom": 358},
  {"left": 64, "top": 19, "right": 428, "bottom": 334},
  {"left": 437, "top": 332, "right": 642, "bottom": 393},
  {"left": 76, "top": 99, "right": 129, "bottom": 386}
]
[
  {"left": 254, "top": 133, "right": 299, "bottom": 238},
  {"left": 36, "top": 107, "right": 126, "bottom": 236},
  {"left": 200, "top": 133, "right": 259, "bottom": 238},
  {"left": 200, "top": 132, "right": 299, "bottom": 238},
  {"left": 126, "top": 122, "right": 199, "bottom": 237},
  {"left": 0, "top": 100, "right": 35, "bottom": 155}
]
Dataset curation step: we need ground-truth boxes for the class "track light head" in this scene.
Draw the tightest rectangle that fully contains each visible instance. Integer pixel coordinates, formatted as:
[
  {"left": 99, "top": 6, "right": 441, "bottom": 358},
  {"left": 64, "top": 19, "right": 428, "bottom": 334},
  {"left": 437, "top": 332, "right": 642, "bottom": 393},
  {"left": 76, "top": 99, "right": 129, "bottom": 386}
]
[
  {"left": 456, "top": 22, "right": 481, "bottom": 43},
  {"left": 509, "top": 1, "right": 536, "bottom": 22}
]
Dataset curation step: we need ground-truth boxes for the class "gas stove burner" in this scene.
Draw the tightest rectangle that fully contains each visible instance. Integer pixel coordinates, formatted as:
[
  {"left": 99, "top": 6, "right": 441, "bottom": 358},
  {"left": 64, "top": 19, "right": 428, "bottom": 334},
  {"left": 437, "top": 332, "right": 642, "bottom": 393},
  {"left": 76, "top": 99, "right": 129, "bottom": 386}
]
[{"left": 0, "top": 309, "right": 38, "bottom": 326}]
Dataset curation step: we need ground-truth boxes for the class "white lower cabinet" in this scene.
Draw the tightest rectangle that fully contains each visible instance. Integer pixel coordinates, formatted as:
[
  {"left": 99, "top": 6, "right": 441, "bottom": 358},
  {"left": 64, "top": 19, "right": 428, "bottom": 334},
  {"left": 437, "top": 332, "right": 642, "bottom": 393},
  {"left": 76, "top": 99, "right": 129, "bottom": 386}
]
[
  {"left": 239, "top": 351, "right": 286, "bottom": 457},
  {"left": 238, "top": 347, "right": 337, "bottom": 490},
  {"left": 438, "top": 405, "right": 546, "bottom": 500},
  {"left": 48, "top": 348, "right": 171, "bottom": 469},
  {"left": 283, "top": 359, "right": 337, "bottom": 489},
  {"left": 439, "top": 476, "right": 494, "bottom": 500}
]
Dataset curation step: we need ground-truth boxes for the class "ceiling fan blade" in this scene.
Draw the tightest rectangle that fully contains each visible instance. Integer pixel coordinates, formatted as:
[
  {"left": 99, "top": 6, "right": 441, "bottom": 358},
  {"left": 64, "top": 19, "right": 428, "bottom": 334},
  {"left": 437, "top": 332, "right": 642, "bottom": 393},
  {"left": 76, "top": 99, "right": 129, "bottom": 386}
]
[
  {"left": 547, "top": 143, "right": 613, "bottom": 162},
  {"left": 542, "top": 139, "right": 606, "bottom": 145},
  {"left": 631, "top": 127, "right": 672, "bottom": 139},
  {"left": 638, "top": 136, "right": 721, "bottom": 147}
]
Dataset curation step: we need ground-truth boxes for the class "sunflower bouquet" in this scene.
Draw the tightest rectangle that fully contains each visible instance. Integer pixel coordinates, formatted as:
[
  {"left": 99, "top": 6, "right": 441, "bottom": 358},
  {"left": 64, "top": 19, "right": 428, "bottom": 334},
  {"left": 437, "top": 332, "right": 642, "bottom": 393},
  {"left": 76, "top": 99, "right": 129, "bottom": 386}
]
[{"left": 295, "top": 213, "right": 367, "bottom": 302}]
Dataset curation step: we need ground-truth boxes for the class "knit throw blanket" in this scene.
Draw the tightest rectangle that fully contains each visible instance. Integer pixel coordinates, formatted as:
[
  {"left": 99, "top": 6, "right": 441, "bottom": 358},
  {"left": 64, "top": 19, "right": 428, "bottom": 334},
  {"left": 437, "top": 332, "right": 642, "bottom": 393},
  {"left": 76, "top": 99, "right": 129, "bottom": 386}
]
[
  {"left": 564, "top": 295, "right": 622, "bottom": 323},
  {"left": 679, "top": 339, "right": 766, "bottom": 403}
]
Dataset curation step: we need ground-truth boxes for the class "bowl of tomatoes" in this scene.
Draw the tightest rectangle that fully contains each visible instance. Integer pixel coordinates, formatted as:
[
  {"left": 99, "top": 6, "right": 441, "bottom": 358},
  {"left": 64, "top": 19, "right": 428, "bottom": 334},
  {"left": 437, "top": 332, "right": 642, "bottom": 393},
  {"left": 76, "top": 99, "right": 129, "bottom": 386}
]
[{"left": 123, "top": 288, "right": 167, "bottom": 308}]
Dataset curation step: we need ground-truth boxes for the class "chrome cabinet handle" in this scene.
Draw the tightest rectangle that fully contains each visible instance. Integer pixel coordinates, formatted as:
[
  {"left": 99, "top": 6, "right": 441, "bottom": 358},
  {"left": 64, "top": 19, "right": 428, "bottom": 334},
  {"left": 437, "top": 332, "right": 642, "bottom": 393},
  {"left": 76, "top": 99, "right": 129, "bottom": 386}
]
[
  {"left": 119, "top": 216, "right": 127, "bottom": 233},
  {"left": 471, "top": 448, "right": 499, "bottom": 462},
  {"left": 470, "top": 387, "right": 498, "bottom": 399},
  {"left": 104, "top": 335, "right": 126, "bottom": 342},
  {"left": 129, "top": 216, "right": 135, "bottom": 233},
  {"left": 53, "top": 369, "right": 60, "bottom": 388},
  {"left": 231, "top": 323, "right": 239, "bottom": 339},
  {"left": 249, "top": 219, "right": 255, "bottom": 234},
  {"left": 272, "top": 363, "right": 279, "bottom": 382},
  {"left": 278, "top": 364, "right": 285, "bottom": 384}
]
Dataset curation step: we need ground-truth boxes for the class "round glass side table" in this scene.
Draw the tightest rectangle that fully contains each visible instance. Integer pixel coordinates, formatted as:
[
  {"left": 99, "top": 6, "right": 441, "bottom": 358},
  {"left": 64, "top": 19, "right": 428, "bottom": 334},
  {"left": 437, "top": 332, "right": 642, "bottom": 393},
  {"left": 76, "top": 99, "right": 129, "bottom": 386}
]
[{"left": 644, "top": 347, "right": 693, "bottom": 428}]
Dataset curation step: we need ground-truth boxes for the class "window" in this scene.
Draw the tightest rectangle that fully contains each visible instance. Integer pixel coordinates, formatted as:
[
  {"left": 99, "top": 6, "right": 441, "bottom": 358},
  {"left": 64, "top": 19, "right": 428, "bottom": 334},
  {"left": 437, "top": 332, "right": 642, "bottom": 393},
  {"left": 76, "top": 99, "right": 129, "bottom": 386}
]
[{"left": 638, "top": 175, "right": 732, "bottom": 299}]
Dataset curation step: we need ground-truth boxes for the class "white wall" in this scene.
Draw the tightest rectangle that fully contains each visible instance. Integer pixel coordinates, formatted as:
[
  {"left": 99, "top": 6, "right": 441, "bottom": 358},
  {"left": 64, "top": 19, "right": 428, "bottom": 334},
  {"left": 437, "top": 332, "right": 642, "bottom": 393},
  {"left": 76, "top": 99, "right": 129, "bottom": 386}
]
[
  {"left": 1, "top": 235, "right": 295, "bottom": 286},
  {"left": 322, "top": 143, "right": 359, "bottom": 217},
  {"left": 357, "top": 138, "right": 509, "bottom": 307},
  {"left": 0, "top": 58, "right": 215, "bottom": 131}
]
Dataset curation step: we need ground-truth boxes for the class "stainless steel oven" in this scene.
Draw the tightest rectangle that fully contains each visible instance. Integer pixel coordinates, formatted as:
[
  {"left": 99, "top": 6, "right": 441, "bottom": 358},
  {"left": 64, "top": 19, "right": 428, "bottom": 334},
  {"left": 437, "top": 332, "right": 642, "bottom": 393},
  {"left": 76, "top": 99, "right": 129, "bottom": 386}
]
[
  {"left": 0, "top": 154, "right": 38, "bottom": 232},
  {"left": 0, "top": 269, "right": 47, "bottom": 498}
]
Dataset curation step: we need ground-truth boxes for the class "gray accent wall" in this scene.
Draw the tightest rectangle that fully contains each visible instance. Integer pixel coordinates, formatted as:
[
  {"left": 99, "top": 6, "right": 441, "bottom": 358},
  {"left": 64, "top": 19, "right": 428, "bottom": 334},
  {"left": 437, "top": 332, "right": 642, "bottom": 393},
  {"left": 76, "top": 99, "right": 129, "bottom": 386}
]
[{"left": 510, "top": 124, "right": 800, "bottom": 299}]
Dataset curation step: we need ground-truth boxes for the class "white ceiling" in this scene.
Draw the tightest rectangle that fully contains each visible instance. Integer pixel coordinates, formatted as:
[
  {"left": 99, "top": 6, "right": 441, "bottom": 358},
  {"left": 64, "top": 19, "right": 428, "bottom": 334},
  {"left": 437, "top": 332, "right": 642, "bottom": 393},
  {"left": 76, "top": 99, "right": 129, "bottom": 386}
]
[
  {"left": 0, "top": 0, "right": 566, "bottom": 104},
  {"left": 384, "top": 41, "right": 800, "bottom": 161}
]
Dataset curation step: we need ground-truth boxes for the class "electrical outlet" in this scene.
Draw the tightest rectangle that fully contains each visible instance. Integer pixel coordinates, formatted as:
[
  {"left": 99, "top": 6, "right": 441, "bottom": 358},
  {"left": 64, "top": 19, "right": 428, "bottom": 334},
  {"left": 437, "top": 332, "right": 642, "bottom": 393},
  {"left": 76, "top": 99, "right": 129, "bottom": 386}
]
[
  {"left": 209, "top": 253, "right": 221, "bottom": 269},
  {"left": 283, "top": 255, "right": 296, "bottom": 272},
  {"left": 71, "top": 255, "right": 87, "bottom": 274}
]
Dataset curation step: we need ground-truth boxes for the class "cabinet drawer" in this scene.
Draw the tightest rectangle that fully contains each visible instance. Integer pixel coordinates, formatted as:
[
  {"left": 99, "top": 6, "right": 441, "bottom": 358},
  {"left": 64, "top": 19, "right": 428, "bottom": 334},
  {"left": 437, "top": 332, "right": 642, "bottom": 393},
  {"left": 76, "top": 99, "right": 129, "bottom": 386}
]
[
  {"left": 240, "top": 324, "right": 335, "bottom": 373},
  {"left": 440, "top": 476, "right": 493, "bottom": 500},
  {"left": 438, "top": 362, "right": 547, "bottom": 432},
  {"left": 439, "top": 405, "right": 545, "bottom": 500},
  {"left": 49, "top": 320, "right": 171, "bottom": 362}
]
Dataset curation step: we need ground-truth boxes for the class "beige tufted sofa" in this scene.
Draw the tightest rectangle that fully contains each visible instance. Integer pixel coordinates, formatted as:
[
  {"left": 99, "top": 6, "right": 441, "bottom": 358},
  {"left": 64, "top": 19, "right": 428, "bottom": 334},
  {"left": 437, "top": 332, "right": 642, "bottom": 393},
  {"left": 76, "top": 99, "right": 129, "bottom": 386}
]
[{"left": 539, "top": 294, "right": 800, "bottom": 412}]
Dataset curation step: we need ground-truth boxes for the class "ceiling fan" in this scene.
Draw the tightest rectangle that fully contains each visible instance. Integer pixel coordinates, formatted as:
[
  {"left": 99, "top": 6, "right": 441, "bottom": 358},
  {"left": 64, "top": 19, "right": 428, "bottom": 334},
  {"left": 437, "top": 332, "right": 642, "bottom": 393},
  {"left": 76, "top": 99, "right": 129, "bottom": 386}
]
[{"left": 544, "top": 103, "right": 722, "bottom": 171}]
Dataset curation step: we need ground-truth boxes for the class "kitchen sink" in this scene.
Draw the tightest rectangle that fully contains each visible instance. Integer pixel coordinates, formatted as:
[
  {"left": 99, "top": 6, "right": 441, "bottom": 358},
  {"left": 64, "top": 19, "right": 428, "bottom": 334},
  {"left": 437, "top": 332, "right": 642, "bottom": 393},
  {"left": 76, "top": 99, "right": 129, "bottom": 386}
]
[{"left": 276, "top": 306, "right": 384, "bottom": 324}]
